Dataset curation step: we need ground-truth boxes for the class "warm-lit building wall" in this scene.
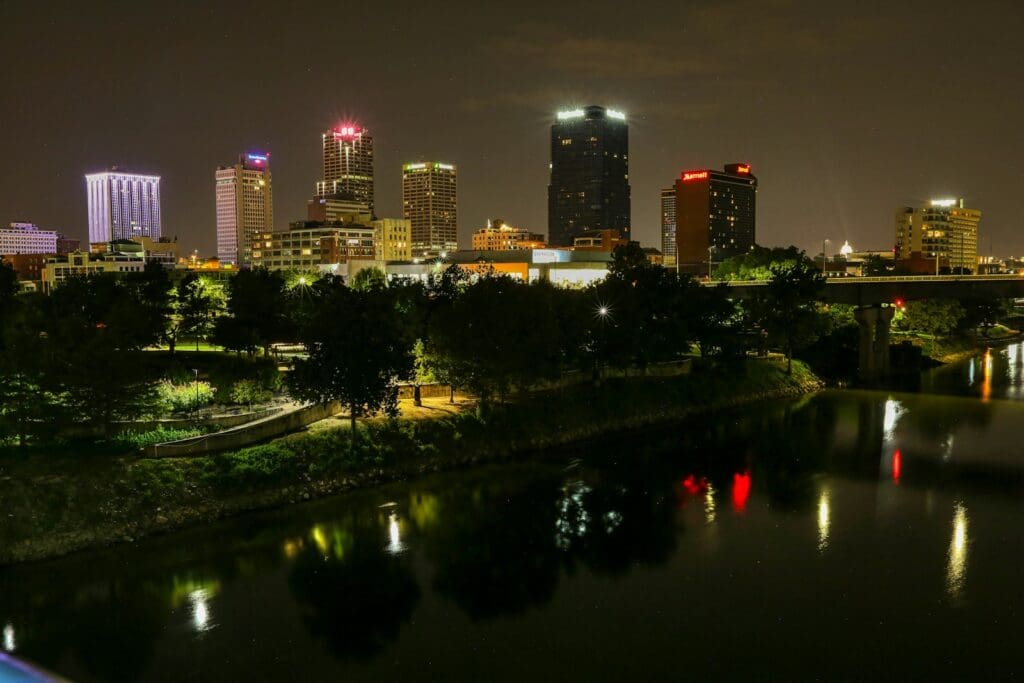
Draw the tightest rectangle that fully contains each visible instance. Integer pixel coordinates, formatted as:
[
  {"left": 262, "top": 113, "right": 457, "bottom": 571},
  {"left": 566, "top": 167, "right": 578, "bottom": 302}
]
[
  {"left": 403, "top": 162, "right": 458, "bottom": 257},
  {"left": 572, "top": 229, "right": 627, "bottom": 251},
  {"left": 41, "top": 251, "right": 146, "bottom": 292},
  {"left": 216, "top": 154, "right": 273, "bottom": 266},
  {"left": 250, "top": 223, "right": 375, "bottom": 271},
  {"left": 373, "top": 218, "right": 412, "bottom": 261},
  {"left": 307, "top": 196, "right": 371, "bottom": 223},
  {"left": 895, "top": 198, "right": 980, "bottom": 273},
  {"left": 675, "top": 164, "right": 757, "bottom": 273},
  {"left": 471, "top": 220, "right": 546, "bottom": 251}
]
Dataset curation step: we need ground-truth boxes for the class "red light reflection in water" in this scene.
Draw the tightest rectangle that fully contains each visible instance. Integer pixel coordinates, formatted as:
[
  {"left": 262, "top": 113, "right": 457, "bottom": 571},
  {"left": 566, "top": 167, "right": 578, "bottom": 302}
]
[
  {"left": 675, "top": 475, "right": 708, "bottom": 506},
  {"left": 732, "top": 472, "right": 751, "bottom": 511},
  {"left": 892, "top": 450, "right": 902, "bottom": 484}
]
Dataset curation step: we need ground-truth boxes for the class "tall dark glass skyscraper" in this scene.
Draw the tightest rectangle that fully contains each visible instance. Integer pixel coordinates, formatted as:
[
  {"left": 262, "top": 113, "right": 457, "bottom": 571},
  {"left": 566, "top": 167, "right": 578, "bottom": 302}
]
[{"left": 547, "top": 105, "right": 630, "bottom": 247}]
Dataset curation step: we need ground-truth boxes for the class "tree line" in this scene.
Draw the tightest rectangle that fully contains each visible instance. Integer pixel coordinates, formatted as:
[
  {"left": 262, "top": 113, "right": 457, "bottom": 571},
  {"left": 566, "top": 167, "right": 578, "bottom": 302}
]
[{"left": 0, "top": 244, "right": 832, "bottom": 445}]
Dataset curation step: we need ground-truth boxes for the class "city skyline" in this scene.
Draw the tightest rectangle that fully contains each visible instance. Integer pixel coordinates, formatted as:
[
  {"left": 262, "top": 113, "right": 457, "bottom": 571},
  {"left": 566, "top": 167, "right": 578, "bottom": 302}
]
[{"left": 2, "top": 2, "right": 1022, "bottom": 257}]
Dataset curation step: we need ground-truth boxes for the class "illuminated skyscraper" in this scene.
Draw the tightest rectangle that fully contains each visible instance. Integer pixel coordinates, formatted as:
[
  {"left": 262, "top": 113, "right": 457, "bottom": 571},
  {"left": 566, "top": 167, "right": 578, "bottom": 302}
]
[
  {"left": 660, "top": 188, "right": 676, "bottom": 266},
  {"left": 402, "top": 162, "right": 457, "bottom": 257},
  {"left": 895, "top": 198, "right": 980, "bottom": 273},
  {"left": 216, "top": 153, "right": 274, "bottom": 266},
  {"left": 85, "top": 170, "right": 161, "bottom": 244},
  {"left": 547, "top": 105, "right": 630, "bottom": 247},
  {"left": 675, "top": 163, "right": 757, "bottom": 274},
  {"left": 317, "top": 125, "right": 374, "bottom": 214}
]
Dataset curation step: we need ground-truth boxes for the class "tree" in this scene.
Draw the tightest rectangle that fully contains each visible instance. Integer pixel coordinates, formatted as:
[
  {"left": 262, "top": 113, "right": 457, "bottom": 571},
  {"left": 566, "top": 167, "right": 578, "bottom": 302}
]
[
  {"left": 230, "top": 379, "right": 271, "bottom": 410},
  {"left": 411, "top": 339, "right": 436, "bottom": 407},
  {"left": 861, "top": 254, "right": 891, "bottom": 276},
  {"left": 428, "top": 276, "right": 563, "bottom": 406},
  {"left": 165, "top": 272, "right": 223, "bottom": 352},
  {"left": 350, "top": 266, "right": 387, "bottom": 292},
  {"left": 43, "top": 274, "right": 165, "bottom": 432},
  {"left": 747, "top": 260, "right": 826, "bottom": 373},
  {"left": 214, "top": 267, "right": 290, "bottom": 357},
  {"left": 895, "top": 299, "right": 965, "bottom": 338},
  {"left": 589, "top": 250, "right": 697, "bottom": 372},
  {"left": 714, "top": 245, "right": 812, "bottom": 281},
  {"left": 289, "top": 281, "right": 414, "bottom": 446}
]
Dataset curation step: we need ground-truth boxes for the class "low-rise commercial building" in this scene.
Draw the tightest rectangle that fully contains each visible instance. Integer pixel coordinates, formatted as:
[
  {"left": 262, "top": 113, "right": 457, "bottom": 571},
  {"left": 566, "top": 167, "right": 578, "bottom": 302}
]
[
  {"left": 91, "top": 236, "right": 180, "bottom": 267},
  {"left": 41, "top": 250, "right": 146, "bottom": 292},
  {"left": 2, "top": 253, "right": 49, "bottom": 283},
  {"left": 0, "top": 222, "right": 60, "bottom": 254},
  {"left": 250, "top": 222, "right": 375, "bottom": 271},
  {"left": 471, "top": 219, "right": 546, "bottom": 251},
  {"left": 373, "top": 219, "right": 412, "bottom": 261}
]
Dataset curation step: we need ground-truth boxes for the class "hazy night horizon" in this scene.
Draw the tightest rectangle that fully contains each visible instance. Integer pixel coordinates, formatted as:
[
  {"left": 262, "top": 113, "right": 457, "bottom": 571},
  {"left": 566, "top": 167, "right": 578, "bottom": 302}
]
[{"left": 3, "top": 0, "right": 1023, "bottom": 257}]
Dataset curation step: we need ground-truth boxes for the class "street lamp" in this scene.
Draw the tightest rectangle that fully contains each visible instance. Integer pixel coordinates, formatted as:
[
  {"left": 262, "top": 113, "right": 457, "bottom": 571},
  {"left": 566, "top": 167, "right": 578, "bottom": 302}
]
[
  {"left": 707, "top": 245, "right": 715, "bottom": 280},
  {"left": 822, "top": 238, "right": 831, "bottom": 275},
  {"left": 193, "top": 368, "right": 200, "bottom": 418}
]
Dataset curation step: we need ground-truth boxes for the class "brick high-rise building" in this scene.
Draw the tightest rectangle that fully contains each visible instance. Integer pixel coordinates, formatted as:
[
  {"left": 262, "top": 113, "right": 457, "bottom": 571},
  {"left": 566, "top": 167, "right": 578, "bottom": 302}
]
[{"left": 675, "top": 163, "right": 757, "bottom": 275}]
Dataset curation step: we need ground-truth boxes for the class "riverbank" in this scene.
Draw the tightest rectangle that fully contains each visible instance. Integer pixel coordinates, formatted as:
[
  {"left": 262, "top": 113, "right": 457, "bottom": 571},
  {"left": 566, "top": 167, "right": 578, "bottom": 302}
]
[
  {"left": 0, "top": 358, "right": 821, "bottom": 565},
  {"left": 894, "top": 327, "right": 1023, "bottom": 365}
]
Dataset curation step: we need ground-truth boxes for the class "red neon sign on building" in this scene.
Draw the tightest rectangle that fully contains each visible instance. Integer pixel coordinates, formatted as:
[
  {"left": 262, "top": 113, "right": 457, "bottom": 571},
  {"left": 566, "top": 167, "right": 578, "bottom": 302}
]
[{"left": 681, "top": 170, "right": 709, "bottom": 182}]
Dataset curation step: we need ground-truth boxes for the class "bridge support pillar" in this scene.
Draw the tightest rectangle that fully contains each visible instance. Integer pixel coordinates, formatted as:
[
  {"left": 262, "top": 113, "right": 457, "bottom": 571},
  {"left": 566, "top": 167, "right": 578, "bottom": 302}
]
[{"left": 854, "top": 305, "right": 894, "bottom": 382}]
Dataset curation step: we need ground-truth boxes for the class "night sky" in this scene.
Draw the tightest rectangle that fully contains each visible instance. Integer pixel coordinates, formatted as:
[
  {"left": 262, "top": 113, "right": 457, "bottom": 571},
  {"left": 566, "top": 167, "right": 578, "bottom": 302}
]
[{"left": 2, "top": 1, "right": 1022, "bottom": 257}]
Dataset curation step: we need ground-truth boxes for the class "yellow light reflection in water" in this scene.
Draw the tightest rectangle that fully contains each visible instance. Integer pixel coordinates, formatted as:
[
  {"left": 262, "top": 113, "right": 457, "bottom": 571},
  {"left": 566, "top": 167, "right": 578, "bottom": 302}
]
[
  {"left": 946, "top": 502, "right": 969, "bottom": 601},
  {"left": 817, "top": 490, "right": 831, "bottom": 553},
  {"left": 387, "top": 512, "right": 405, "bottom": 555},
  {"left": 189, "top": 589, "right": 213, "bottom": 633},
  {"left": 981, "top": 350, "right": 992, "bottom": 402},
  {"left": 704, "top": 483, "right": 717, "bottom": 524}
]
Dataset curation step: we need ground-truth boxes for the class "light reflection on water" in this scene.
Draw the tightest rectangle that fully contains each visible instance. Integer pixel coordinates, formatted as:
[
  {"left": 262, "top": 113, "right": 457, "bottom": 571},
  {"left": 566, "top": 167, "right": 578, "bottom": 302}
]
[{"left": 946, "top": 502, "right": 969, "bottom": 602}]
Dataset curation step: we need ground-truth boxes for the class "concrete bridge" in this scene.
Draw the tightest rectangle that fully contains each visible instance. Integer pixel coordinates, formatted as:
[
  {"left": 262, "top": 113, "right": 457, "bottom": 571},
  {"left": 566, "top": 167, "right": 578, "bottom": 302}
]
[{"left": 704, "top": 275, "right": 1024, "bottom": 380}]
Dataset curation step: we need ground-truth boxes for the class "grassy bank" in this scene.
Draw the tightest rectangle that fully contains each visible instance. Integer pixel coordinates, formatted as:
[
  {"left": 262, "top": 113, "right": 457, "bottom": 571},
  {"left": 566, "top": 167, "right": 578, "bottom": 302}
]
[
  {"left": 0, "top": 358, "right": 821, "bottom": 565},
  {"left": 893, "top": 326, "right": 1022, "bottom": 365}
]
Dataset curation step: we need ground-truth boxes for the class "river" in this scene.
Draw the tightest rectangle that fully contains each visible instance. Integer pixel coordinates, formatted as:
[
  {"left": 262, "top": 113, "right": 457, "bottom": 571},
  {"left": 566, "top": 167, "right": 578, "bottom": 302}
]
[{"left": 4, "top": 343, "right": 1024, "bottom": 681}]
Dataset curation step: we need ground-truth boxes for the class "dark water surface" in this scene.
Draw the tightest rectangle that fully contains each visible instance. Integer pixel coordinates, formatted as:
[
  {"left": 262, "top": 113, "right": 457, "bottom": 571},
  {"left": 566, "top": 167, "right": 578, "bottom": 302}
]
[{"left": 5, "top": 345, "right": 1024, "bottom": 681}]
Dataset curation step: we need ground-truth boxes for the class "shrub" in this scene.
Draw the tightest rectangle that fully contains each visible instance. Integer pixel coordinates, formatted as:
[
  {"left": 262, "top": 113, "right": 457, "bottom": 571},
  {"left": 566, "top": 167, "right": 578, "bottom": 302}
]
[
  {"left": 230, "top": 379, "right": 273, "bottom": 408},
  {"left": 114, "top": 427, "right": 203, "bottom": 449},
  {"left": 156, "top": 381, "right": 215, "bottom": 414}
]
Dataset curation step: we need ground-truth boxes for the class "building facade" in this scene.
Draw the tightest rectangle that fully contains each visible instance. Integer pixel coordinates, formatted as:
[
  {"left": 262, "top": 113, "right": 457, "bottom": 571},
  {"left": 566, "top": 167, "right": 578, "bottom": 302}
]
[
  {"left": 215, "top": 153, "right": 274, "bottom": 266},
  {"left": 41, "top": 250, "right": 146, "bottom": 292},
  {"left": 0, "top": 222, "right": 59, "bottom": 254},
  {"left": 85, "top": 170, "right": 161, "bottom": 244},
  {"left": 660, "top": 188, "right": 676, "bottom": 266},
  {"left": 250, "top": 222, "right": 375, "bottom": 271},
  {"left": 675, "top": 163, "right": 757, "bottom": 274},
  {"left": 471, "top": 219, "right": 546, "bottom": 251},
  {"left": 91, "top": 237, "right": 180, "bottom": 267},
  {"left": 547, "top": 105, "right": 630, "bottom": 247},
  {"left": 895, "top": 198, "right": 980, "bottom": 273},
  {"left": 402, "top": 162, "right": 457, "bottom": 257},
  {"left": 307, "top": 195, "right": 371, "bottom": 223},
  {"left": 317, "top": 125, "right": 374, "bottom": 214},
  {"left": 372, "top": 218, "right": 412, "bottom": 261}
]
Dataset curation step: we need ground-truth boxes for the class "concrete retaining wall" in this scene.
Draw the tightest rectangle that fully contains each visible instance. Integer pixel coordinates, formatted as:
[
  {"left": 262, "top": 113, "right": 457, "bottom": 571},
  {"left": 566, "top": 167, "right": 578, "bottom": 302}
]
[
  {"left": 59, "top": 407, "right": 282, "bottom": 439},
  {"left": 146, "top": 402, "right": 341, "bottom": 458}
]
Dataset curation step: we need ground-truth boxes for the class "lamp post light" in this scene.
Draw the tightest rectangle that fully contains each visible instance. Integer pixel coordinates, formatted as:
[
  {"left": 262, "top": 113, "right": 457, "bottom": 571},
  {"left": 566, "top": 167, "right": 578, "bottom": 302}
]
[
  {"left": 707, "top": 245, "right": 715, "bottom": 280},
  {"left": 822, "top": 238, "right": 830, "bottom": 275},
  {"left": 193, "top": 368, "right": 200, "bottom": 418}
]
